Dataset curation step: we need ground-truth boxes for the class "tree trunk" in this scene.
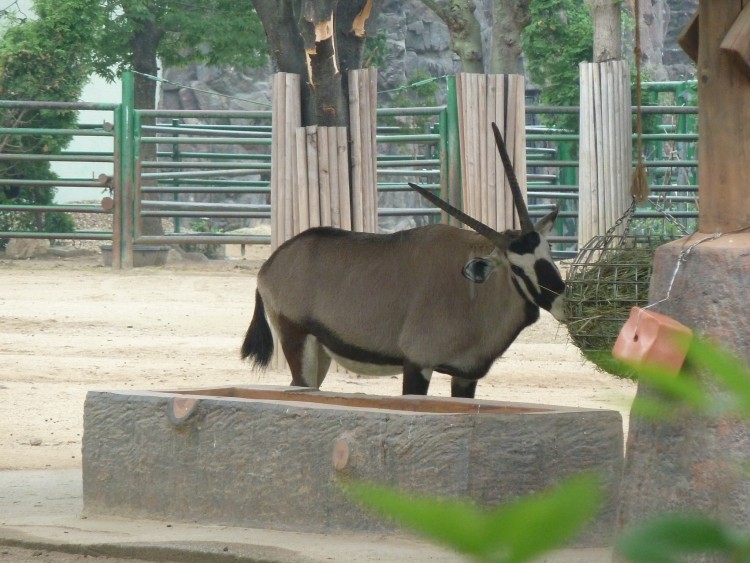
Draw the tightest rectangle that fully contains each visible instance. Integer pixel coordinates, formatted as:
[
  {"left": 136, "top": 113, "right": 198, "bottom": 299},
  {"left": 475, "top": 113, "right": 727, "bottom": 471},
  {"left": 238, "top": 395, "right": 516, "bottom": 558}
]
[
  {"left": 252, "top": 0, "right": 380, "bottom": 127},
  {"left": 129, "top": 15, "right": 165, "bottom": 236},
  {"left": 421, "top": 0, "right": 484, "bottom": 73},
  {"left": 585, "top": 0, "right": 622, "bottom": 62},
  {"left": 489, "top": 0, "right": 532, "bottom": 74},
  {"left": 633, "top": 0, "right": 668, "bottom": 81}
]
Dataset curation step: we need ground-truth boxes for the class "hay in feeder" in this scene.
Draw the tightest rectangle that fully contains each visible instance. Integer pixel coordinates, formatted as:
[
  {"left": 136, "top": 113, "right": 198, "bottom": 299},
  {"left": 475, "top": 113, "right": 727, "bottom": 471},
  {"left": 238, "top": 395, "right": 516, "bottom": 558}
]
[{"left": 564, "top": 234, "right": 674, "bottom": 378}]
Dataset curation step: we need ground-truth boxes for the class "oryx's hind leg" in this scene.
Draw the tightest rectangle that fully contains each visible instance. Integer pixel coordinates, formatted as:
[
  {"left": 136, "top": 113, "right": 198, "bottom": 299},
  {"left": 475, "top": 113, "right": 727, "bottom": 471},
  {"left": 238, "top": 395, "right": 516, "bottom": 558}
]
[
  {"left": 276, "top": 317, "right": 316, "bottom": 388},
  {"left": 276, "top": 317, "right": 332, "bottom": 389},
  {"left": 311, "top": 339, "right": 332, "bottom": 388},
  {"left": 402, "top": 362, "right": 432, "bottom": 395}
]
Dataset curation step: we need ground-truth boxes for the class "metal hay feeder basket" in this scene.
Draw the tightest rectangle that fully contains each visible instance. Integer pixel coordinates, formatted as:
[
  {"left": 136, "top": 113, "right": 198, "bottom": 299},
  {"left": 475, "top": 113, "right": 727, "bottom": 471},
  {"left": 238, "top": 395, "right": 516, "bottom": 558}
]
[{"left": 564, "top": 203, "right": 686, "bottom": 377}]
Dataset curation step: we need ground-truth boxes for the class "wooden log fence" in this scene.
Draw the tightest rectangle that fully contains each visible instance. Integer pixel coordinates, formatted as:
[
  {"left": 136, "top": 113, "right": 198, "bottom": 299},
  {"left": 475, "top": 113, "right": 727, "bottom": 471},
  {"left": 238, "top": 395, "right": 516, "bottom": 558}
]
[
  {"left": 271, "top": 69, "right": 378, "bottom": 250},
  {"left": 578, "top": 59, "right": 632, "bottom": 246},
  {"left": 269, "top": 69, "right": 378, "bottom": 371},
  {"left": 456, "top": 73, "right": 527, "bottom": 231}
]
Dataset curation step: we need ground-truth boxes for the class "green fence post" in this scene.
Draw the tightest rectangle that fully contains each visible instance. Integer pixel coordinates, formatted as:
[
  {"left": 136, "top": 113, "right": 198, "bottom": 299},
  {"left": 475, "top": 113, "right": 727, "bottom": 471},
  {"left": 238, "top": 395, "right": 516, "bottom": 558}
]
[
  {"left": 438, "top": 108, "right": 448, "bottom": 224},
  {"left": 133, "top": 108, "right": 143, "bottom": 240},
  {"left": 171, "top": 119, "right": 182, "bottom": 233},
  {"left": 557, "top": 141, "right": 575, "bottom": 243},
  {"left": 445, "top": 75, "right": 462, "bottom": 226},
  {"left": 112, "top": 101, "right": 123, "bottom": 268},
  {"left": 118, "top": 70, "right": 135, "bottom": 268}
]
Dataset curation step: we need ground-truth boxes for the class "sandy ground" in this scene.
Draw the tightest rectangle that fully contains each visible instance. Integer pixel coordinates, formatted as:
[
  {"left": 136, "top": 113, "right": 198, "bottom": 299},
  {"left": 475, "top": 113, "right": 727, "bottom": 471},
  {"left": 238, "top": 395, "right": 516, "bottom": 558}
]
[
  {"left": 0, "top": 247, "right": 635, "bottom": 562},
  {"left": 0, "top": 246, "right": 635, "bottom": 471}
]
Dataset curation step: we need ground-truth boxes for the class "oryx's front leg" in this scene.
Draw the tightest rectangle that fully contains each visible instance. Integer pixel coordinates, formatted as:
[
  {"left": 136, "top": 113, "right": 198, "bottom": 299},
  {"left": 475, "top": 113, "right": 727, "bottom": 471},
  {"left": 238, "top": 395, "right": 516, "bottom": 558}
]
[
  {"left": 451, "top": 376, "right": 478, "bottom": 399},
  {"left": 402, "top": 362, "right": 432, "bottom": 395}
]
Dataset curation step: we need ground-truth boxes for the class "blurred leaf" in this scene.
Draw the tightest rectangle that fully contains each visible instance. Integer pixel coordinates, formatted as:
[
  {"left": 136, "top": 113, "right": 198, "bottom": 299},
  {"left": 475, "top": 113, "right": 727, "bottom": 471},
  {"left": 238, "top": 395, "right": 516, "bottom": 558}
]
[
  {"left": 346, "top": 474, "right": 601, "bottom": 563},
  {"left": 631, "top": 361, "right": 710, "bottom": 414},
  {"left": 616, "top": 513, "right": 750, "bottom": 562},
  {"left": 686, "top": 339, "right": 750, "bottom": 417},
  {"left": 481, "top": 475, "right": 602, "bottom": 563},
  {"left": 632, "top": 337, "right": 750, "bottom": 420}
]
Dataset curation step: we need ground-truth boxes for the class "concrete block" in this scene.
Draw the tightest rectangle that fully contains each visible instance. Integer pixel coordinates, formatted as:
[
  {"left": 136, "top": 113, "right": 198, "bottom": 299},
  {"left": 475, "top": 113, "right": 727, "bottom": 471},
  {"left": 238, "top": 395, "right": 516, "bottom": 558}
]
[
  {"left": 619, "top": 234, "right": 750, "bottom": 534},
  {"left": 83, "top": 386, "right": 623, "bottom": 545}
]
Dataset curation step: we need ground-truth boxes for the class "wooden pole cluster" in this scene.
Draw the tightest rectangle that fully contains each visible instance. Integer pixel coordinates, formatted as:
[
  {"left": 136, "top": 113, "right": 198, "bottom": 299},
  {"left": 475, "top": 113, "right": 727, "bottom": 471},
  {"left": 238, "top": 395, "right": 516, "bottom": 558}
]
[
  {"left": 455, "top": 73, "right": 527, "bottom": 231},
  {"left": 271, "top": 70, "right": 378, "bottom": 251},
  {"left": 269, "top": 70, "right": 378, "bottom": 372},
  {"left": 295, "top": 126, "right": 351, "bottom": 232},
  {"left": 578, "top": 59, "right": 632, "bottom": 246}
]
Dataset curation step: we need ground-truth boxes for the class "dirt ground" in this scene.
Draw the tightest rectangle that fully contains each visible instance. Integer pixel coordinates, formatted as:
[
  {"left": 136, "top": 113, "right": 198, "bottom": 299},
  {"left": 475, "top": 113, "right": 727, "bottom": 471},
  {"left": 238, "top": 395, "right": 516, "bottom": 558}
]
[
  {"left": 0, "top": 246, "right": 635, "bottom": 562},
  {"left": 0, "top": 245, "right": 636, "bottom": 471}
]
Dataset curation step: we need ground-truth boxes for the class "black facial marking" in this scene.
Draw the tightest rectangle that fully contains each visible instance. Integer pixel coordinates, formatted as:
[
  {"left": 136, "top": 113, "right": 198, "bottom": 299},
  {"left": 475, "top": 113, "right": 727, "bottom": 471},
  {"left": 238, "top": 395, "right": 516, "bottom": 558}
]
[
  {"left": 508, "top": 231, "right": 541, "bottom": 255},
  {"left": 509, "top": 258, "right": 564, "bottom": 313},
  {"left": 535, "top": 259, "right": 565, "bottom": 295},
  {"left": 527, "top": 259, "right": 561, "bottom": 311}
]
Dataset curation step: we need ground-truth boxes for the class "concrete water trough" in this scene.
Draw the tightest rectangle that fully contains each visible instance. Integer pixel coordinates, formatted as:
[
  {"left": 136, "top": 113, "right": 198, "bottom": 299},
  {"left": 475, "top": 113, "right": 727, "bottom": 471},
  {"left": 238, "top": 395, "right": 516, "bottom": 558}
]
[{"left": 82, "top": 386, "right": 623, "bottom": 545}]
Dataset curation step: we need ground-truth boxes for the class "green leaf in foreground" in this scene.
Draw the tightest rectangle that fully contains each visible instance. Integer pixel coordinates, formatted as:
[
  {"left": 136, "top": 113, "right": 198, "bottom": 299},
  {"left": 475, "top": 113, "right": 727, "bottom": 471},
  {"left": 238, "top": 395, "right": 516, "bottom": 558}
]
[
  {"left": 346, "top": 475, "right": 601, "bottom": 563},
  {"left": 631, "top": 337, "right": 750, "bottom": 420},
  {"left": 615, "top": 513, "right": 750, "bottom": 562}
]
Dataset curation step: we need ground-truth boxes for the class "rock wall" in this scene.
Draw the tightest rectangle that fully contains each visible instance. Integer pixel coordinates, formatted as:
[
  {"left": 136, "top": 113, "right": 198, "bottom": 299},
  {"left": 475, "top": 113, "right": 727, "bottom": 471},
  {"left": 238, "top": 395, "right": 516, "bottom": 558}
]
[{"left": 161, "top": 0, "right": 697, "bottom": 113}]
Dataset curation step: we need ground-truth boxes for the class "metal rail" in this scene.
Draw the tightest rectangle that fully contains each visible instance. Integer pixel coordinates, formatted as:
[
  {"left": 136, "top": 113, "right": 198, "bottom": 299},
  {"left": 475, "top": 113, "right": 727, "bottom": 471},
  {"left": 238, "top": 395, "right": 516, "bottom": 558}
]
[{"left": 1, "top": 76, "right": 698, "bottom": 266}]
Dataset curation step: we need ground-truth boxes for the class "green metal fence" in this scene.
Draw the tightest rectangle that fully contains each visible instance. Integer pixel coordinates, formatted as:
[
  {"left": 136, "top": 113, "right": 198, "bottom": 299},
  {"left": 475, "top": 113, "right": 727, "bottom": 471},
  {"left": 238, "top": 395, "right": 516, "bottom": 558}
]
[
  {"left": 1, "top": 74, "right": 699, "bottom": 266},
  {"left": 0, "top": 100, "right": 118, "bottom": 243},
  {"left": 526, "top": 81, "right": 698, "bottom": 257}
]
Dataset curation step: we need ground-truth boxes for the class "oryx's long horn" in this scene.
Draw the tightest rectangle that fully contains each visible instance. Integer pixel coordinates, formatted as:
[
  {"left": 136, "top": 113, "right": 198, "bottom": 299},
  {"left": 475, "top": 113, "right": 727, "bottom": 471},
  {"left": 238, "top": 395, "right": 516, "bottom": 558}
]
[
  {"left": 491, "top": 122, "right": 535, "bottom": 233},
  {"left": 407, "top": 182, "right": 508, "bottom": 247}
]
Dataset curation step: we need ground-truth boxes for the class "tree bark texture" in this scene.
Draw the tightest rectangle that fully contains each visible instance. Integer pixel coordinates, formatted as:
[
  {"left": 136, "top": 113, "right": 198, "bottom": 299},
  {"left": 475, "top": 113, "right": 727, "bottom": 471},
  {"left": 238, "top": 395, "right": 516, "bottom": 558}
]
[
  {"left": 633, "top": 0, "right": 668, "bottom": 81},
  {"left": 252, "top": 0, "right": 380, "bottom": 127},
  {"left": 128, "top": 13, "right": 165, "bottom": 237},
  {"left": 585, "top": 0, "right": 622, "bottom": 62},
  {"left": 421, "top": 0, "right": 485, "bottom": 73},
  {"left": 489, "top": 0, "right": 532, "bottom": 74}
]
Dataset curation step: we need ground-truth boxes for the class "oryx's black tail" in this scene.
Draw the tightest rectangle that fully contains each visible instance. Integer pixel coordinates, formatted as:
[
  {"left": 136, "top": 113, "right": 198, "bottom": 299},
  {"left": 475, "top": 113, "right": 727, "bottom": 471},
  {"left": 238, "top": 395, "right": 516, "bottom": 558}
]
[{"left": 241, "top": 290, "right": 273, "bottom": 368}]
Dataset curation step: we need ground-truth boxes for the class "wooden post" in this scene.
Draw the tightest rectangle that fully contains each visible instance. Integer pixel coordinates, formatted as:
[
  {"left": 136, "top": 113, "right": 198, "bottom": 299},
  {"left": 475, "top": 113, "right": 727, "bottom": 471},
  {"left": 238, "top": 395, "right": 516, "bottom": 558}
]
[
  {"left": 456, "top": 73, "right": 527, "bottom": 232},
  {"left": 305, "top": 126, "right": 320, "bottom": 228},
  {"left": 271, "top": 73, "right": 301, "bottom": 249},
  {"left": 349, "top": 68, "right": 378, "bottom": 233},
  {"left": 699, "top": 5, "right": 750, "bottom": 232},
  {"left": 577, "top": 59, "right": 632, "bottom": 247},
  {"left": 336, "top": 127, "right": 352, "bottom": 231}
]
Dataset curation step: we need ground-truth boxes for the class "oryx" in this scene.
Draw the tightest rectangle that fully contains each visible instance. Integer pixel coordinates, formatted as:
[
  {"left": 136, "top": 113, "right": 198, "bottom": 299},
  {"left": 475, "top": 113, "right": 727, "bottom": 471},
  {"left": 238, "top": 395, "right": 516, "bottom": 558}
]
[{"left": 241, "top": 122, "right": 565, "bottom": 398}]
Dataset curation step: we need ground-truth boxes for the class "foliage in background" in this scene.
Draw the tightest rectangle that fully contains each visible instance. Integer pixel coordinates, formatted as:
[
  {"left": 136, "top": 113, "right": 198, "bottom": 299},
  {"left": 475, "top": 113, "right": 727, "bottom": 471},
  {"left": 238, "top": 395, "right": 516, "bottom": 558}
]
[
  {"left": 92, "top": 0, "right": 268, "bottom": 81},
  {"left": 349, "top": 337, "right": 750, "bottom": 562},
  {"left": 521, "top": 0, "right": 593, "bottom": 131},
  {"left": 0, "top": 0, "right": 102, "bottom": 242},
  {"left": 363, "top": 28, "right": 389, "bottom": 70},
  {"left": 381, "top": 69, "right": 441, "bottom": 132}
]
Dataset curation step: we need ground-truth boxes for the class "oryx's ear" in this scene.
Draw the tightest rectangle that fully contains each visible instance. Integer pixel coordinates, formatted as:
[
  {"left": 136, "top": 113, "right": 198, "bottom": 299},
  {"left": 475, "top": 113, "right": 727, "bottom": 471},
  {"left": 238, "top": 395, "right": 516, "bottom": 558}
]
[
  {"left": 534, "top": 207, "right": 559, "bottom": 237},
  {"left": 462, "top": 258, "right": 496, "bottom": 283}
]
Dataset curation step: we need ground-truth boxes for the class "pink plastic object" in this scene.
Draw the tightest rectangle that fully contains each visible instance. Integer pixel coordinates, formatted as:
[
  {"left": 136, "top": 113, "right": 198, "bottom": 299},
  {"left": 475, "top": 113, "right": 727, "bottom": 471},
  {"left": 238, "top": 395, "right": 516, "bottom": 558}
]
[{"left": 612, "top": 306, "right": 693, "bottom": 375}]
